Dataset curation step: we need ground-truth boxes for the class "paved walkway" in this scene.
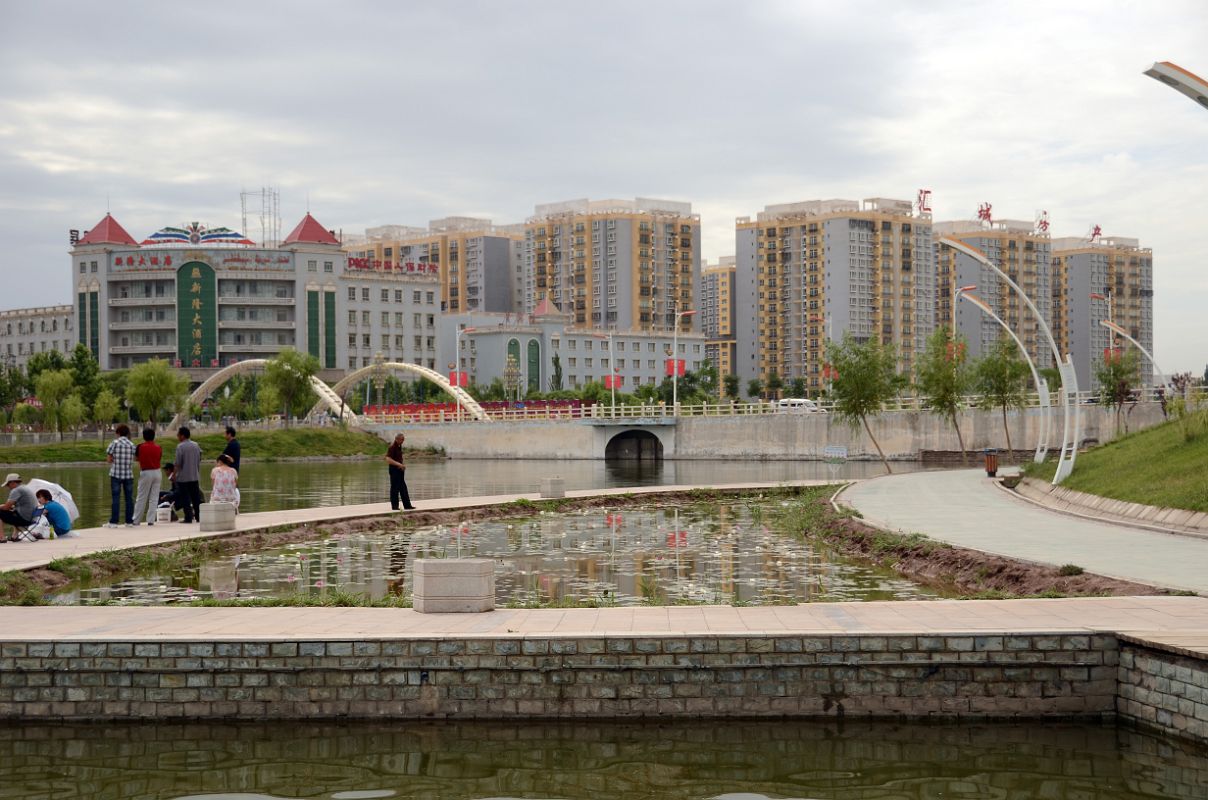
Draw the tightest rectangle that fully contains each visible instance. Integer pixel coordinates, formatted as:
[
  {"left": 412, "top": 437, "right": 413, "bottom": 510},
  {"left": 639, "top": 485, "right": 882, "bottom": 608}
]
[
  {"left": 1, "top": 597, "right": 1204, "bottom": 654},
  {"left": 0, "top": 480, "right": 831, "bottom": 573},
  {"left": 842, "top": 469, "right": 1208, "bottom": 595}
]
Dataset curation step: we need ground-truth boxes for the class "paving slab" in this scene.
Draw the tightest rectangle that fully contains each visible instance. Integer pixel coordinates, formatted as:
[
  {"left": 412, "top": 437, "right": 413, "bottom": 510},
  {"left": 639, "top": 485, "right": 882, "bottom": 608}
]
[
  {"left": 1, "top": 597, "right": 1204, "bottom": 642},
  {"left": 842, "top": 469, "right": 1208, "bottom": 594}
]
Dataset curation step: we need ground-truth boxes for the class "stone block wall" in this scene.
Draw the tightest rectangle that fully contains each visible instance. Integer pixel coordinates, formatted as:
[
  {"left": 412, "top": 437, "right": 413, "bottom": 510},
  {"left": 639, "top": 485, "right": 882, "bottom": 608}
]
[
  {"left": 1117, "top": 637, "right": 1208, "bottom": 743},
  {"left": 0, "top": 633, "right": 1119, "bottom": 722}
]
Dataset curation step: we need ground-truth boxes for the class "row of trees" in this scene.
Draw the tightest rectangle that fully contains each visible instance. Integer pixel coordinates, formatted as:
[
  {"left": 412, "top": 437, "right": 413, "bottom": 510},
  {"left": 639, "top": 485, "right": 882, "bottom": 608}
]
[{"left": 1, "top": 346, "right": 326, "bottom": 438}]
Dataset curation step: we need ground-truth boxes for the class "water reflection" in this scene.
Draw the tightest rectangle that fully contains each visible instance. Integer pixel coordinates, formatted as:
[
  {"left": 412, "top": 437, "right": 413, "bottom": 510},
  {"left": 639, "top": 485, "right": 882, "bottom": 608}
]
[
  {"left": 25, "top": 459, "right": 935, "bottom": 529},
  {"left": 0, "top": 719, "right": 1202, "bottom": 799},
  {"left": 58, "top": 504, "right": 938, "bottom": 606}
]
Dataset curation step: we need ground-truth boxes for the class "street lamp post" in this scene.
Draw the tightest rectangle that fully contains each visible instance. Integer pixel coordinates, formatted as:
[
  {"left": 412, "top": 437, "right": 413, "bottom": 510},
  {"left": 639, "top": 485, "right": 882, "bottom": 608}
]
[
  {"left": 957, "top": 289, "right": 1051, "bottom": 463},
  {"left": 452, "top": 325, "right": 476, "bottom": 421},
  {"left": 671, "top": 307, "right": 697, "bottom": 416},
  {"left": 941, "top": 237, "right": 1079, "bottom": 483},
  {"left": 1101, "top": 319, "right": 1164, "bottom": 389},
  {"left": 592, "top": 330, "right": 616, "bottom": 417},
  {"left": 1144, "top": 62, "right": 1208, "bottom": 111}
]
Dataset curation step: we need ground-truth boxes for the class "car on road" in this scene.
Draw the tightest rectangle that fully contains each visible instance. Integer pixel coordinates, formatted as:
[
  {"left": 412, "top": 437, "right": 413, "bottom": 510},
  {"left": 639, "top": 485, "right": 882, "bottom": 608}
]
[{"left": 776, "top": 398, "right": 826, "bottom": 413}]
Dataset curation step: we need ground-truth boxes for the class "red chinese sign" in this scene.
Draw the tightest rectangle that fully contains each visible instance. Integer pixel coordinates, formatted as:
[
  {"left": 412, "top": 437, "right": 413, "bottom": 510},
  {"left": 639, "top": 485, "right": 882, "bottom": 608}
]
[
  {"left": 977, "top": 203, "right": 993, "bottom": 224},
  {"left": 916, "top": 189, "right": 932, "bottom": 214},
  {"left": 448, "top": 370, "right": 469, "bottom": 387},
  {"left": 348, "top": 258, "right": 438, "bottom": 273},
  {"left": 664, "top": 358, "right": 685, "bottom": 377},
  {"left": 604, "top": 373, "right": 622, "bottom": 389}
]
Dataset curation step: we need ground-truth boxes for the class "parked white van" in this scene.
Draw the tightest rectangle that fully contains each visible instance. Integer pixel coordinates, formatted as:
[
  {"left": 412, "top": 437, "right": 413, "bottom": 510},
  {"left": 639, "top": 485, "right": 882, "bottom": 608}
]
[{"left": 776, "top": 398, "right": 825, "bottom": 413}]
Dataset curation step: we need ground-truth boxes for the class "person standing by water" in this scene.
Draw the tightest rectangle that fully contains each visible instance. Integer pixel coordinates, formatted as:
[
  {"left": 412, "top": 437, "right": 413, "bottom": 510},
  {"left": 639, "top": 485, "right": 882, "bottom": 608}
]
[
  {"left": 221, "top": 426, "right": 241, "bottom": 473},
  {"left": 105, "top": 424, "right": 136, "bottom": 528},
  {"left": 385, "top": 432, "right": 416, "bottom": 511},
  {"left": 173, "top": 426, "right": 203, "bottom": 523},
  {"left": 131, "top": 428, "right": 163, "bottom": 526}
]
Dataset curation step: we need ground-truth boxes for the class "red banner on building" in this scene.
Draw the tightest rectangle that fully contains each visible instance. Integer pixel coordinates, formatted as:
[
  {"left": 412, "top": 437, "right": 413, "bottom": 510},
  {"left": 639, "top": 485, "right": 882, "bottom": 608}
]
[
  {"left": 448, "top": 370, "right": 469, "bottom": 387},
  {"left": 664, "top": 358, "right": 685, "bottom": 377},
  {"left": 604, "top": 374, "right": 622, "bottom": 389}
]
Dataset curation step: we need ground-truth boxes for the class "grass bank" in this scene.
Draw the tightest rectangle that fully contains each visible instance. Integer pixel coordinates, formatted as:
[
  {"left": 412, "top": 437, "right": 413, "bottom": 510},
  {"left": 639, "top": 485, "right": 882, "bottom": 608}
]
[
  {"left": 0, "top": 427, "right": 440, "bottom": 466},
  {"left": 1024, "top": 418, "right": 1208, "bottom": 512}
]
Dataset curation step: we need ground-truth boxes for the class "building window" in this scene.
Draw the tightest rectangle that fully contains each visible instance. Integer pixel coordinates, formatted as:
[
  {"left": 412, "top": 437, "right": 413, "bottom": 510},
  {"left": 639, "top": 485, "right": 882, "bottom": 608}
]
[
  {"left": 308, "top": 260, "right": 317, "bottom": 272},
  {"left": 347, "top": 287, "right": 356, "bottom": 301},
  {"left": 361, "top": 311, "right": 370, "bottom": 325},
  {"left": 78, "top": 261, "right": 86, "bottom": 274},
  {"left": 361, "top": 287, "right": 370, "bottom": 301},
  {"left": 324, "top": 261, "right": 333, "bottom": 273},
  {"left": 394, "top": 290, "right": 403, "bottom": 302},
  {"left": 395, "top": 312, "right": 404, "bottom": 326},
  {"left": 348, "top": 311, "right": 356, "bottom": 325},
  {"left": 413, "top": 291, "right": 421, "bottom": 303},
  {"left": 426, "top": 292, "right": 434, "bottom": 304},
  {"left": 348, "top": 334, "right": 356, "bottom": 347},
  {"left": 381, "top": 289, "right": 389, "bottom": 302},
  {"left": 362, "top": 335, "right": 371, "bottom": 347},
  {"left": 90, "top": 261, "right": 97, "bottom": 273}
]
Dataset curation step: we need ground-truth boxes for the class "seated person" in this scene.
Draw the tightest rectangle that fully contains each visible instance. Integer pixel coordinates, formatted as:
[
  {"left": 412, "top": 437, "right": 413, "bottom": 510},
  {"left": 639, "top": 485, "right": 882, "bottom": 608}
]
[
  {"left": 0, "top": 473, "right": 37, "bottom": 542},
  {"left": 209, "top": 454, "right": 240, "bottom": 510},
  {"left": 35, "top": 489, "right": 72, "bottom": 538},
  {"left": 158, "top": 462, "right": 181, "bottom": 520}
]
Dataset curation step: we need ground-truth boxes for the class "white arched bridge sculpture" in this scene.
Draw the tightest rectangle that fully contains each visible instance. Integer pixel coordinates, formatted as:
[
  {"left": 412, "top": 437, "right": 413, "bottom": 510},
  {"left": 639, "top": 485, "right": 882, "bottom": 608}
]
[
  {"left": 169, "top": 360, "right": 490, "bottom": 430},
  {"left": 313, "top": 361, "right": 492, "bottom": 422}
]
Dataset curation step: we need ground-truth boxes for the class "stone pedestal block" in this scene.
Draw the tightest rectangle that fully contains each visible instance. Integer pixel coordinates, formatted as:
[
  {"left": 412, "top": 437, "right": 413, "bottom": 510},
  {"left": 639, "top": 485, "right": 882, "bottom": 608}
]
[
  {"left": 413, "top": 558, "right": 495, "bottom": 613},
  {"left": 539, "top": 477, "right": 565, "bottom": 498},
  {"left": 199, "top": 502, "right": 237, "bottom": 532}
]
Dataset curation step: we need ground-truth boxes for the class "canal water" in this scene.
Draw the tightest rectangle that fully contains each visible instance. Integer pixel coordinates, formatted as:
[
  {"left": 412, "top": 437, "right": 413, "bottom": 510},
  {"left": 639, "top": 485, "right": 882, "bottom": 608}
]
[
  {"left": 0, "top": 718, "right": 1202, "bottom": 799},
  {"left": 25, "top": 458, "right": 932, "bottom": 530},
  {"left": 54, "top": 502, "right": 939, "bottom": 606}
]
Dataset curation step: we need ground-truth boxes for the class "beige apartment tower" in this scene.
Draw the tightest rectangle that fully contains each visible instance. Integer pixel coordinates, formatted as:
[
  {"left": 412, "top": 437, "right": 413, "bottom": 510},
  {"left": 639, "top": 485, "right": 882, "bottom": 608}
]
[
  {"left": 523, "top": 198, "right": 702, "bottom": 333},
  {"left": 735, "top": 198, "right": 937, "bottom": 393},
  {"left": 1051, "top": 235, "right": 1154, "bottom": 390},
  {"left": 701, "top": 257, "right": 736, "bottom": 396}
]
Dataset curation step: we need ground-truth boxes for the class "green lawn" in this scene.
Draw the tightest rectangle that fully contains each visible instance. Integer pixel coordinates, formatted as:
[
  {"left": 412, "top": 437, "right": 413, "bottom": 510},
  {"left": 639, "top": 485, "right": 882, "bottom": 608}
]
[
  {"left": 1, "top": 427, "right": 396, "bottom": 465},
  {"left": 1025, "top": 418, "right": 1208, "bottom": 512}
]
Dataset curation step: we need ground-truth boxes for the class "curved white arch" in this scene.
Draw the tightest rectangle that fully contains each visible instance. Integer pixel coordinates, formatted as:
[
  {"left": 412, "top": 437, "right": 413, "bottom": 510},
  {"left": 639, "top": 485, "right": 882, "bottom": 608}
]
[
  {"left": 314, "top": 362, "right": 492, "bottom": 422},
  {"left": 169, "top": 359, "right": 357, "bottom": 429}
]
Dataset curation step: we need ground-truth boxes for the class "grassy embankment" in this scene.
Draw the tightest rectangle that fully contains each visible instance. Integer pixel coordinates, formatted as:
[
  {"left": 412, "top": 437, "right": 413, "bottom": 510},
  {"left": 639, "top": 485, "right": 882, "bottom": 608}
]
[
  {"left": 1024, "top": 417, "right": 1208, "bottom": 512},
  {"left": 0, "top": 427, "right": 440, "bottom": 466}
]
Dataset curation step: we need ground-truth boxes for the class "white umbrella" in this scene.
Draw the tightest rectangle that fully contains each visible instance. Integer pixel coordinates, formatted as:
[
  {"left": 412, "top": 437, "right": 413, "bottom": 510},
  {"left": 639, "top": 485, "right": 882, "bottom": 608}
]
[{"left": 27, "top": 479, "right": 80, "bottom": 522}]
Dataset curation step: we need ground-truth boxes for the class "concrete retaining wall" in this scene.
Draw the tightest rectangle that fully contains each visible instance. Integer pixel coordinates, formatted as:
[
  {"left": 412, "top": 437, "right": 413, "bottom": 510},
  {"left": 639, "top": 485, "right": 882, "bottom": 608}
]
[
  {"left": 1118, "top": 638, "right": 1208, "bottom": 742},
  {"left": 389, "top": 404, "right": 1167, "bottom": 460}
]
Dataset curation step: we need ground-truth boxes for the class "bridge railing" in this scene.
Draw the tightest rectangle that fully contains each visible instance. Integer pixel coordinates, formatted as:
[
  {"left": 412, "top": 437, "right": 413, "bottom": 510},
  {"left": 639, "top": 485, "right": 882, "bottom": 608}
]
[{"left": 356, "top": 387, "right": 1166, "bottom": 424}]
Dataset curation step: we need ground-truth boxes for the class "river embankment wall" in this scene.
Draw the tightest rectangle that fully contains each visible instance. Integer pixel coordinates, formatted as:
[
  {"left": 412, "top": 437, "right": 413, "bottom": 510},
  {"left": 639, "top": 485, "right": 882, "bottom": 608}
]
[
  {"left": 2, "top": 629, "right": 1204, "bottom": 744},
  {"left": 391, "top": 403, "right": 1166, "bottom": 460}
]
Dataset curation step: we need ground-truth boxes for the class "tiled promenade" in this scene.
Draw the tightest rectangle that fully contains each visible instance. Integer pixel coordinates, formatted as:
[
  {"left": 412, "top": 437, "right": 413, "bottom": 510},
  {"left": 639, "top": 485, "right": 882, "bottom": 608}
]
[{"left": 842, "top": 468, "right": 1208, "bottom": 595}]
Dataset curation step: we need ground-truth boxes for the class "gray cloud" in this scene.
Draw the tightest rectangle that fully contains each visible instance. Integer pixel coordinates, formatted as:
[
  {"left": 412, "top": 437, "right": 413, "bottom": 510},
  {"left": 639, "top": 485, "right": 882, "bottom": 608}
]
[{"left": 1, "top": 0, "right": 1206, "bottom": 371}]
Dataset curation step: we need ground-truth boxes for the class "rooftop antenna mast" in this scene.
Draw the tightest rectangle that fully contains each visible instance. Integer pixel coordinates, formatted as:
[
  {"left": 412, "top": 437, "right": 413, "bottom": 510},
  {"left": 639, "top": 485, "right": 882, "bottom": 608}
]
[{"left": 240, "top": 186, "right": 281, "bottom": 247}]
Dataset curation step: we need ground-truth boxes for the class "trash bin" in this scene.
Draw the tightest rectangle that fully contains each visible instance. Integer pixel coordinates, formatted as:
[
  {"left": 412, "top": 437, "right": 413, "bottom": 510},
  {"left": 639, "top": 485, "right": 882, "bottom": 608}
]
[{"left": 983, "top": 448, "right": 999, "bottom": 477}]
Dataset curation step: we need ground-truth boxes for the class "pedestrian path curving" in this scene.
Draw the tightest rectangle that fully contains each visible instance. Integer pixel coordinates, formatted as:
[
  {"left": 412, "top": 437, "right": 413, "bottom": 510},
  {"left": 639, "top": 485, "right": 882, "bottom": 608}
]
[{"left": 841, "top": 468, "right": 1208, "bottom": 595}]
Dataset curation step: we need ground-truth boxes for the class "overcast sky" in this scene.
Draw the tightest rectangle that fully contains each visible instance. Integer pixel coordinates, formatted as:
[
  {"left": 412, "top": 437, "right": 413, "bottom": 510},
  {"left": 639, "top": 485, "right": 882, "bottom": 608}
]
[{"left": 2, "top": 0, "right": 1205, "bottom": 372}]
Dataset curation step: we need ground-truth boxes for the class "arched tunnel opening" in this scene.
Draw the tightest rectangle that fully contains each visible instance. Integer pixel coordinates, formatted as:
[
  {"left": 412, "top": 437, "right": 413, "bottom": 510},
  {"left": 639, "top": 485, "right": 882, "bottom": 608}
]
[{"left": 605, "top": 430, "right": 664, "bottom": 462}]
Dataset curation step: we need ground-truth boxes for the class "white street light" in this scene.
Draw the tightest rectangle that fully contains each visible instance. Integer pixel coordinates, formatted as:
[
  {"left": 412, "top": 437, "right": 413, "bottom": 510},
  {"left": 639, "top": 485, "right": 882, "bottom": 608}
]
[
  {"left": 1101, "top": 319, "right": 1164, "bottom": 388},
  {"left": 671, "top": 308, "right": 696, "bottom": 416},
  {"left": 941, "top": 237, "right": 1079, "bottom": 484},
  {"left": 453, "top": 325, "right": 476, "bottom": 421},
  {"left": 1144, "top": 62, "right": 1208, "bottom": 112},
  {"left": 954, "top": 284, "right": 977, "bottom": 333},
  {"left": 958, "top": 289, "right": 1051, "bottom": 464}
]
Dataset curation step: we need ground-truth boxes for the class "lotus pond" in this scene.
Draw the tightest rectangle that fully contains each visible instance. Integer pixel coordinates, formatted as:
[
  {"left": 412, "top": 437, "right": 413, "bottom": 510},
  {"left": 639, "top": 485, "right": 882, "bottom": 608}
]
[{"left": 52, "top": 497, "right": 940, "bottom": 606}]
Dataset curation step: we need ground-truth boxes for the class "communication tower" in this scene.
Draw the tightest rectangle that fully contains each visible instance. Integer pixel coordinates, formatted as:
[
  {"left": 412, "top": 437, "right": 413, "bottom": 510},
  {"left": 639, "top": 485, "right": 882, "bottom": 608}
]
[{"left": 240, "top": 186, "right": 281, "bottom": 247}]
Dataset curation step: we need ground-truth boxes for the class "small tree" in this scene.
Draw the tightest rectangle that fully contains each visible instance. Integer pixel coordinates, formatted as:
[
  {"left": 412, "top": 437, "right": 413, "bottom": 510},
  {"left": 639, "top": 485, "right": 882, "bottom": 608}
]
[
  {"left": 974, "top": 339, "right": 1030, "bottom": 457},
  {"left": 549, "top": 353, "right": 564, "bottom": 392},
  {"left": 827, "top": 333, "right": 906, "bottom": 474},
  {"left": 765, "top": 370, "right": 784, "bottom": 402},
  {"left": 1096, "top": 348, "right": 1141, "bottom": 435},
  {"left": 92, "top": 389, "right": 121, "bottom": 440},
  {"left": 12, "top": 402, "right": 41, "bottom": 427},
  {"left": 60, "top": 394, "right": 86, "bottom": 440},
  {"left": 788, "top": 378, "right": 808, "bottom": 399},
  {"left": 723, "top": 373, "right": 740, "bottom": 402},
  {"left": 68, "top": 343, "right": 102, "bottom": 408},
  {"left": 25, "top": 350, "right": 68, "bottom": 384},
  {"left": 746, "top": 379, "right": 764, "bottom": 401},
  {"left": 34, "top": 368, "right": 76, "bottom": 441},
  {"left": 262, "top": 348, "right": 319, "bottom": 426},
  {"left": 127, "top": 359, "right": 190, "bottom": 428},
  {"left": 915, "top": 328, "right": 973, "bottom": 464}
]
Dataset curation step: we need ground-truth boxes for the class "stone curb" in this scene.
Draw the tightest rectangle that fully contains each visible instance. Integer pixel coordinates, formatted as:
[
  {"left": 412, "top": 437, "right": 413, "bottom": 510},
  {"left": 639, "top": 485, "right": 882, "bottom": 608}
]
[{"left": 1005, "top": 479, "right": 1208, "bottom": 542}]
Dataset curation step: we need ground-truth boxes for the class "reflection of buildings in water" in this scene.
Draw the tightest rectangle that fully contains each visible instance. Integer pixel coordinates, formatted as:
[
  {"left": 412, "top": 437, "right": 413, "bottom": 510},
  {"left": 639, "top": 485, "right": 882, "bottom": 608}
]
[{"left": 386, "top": 538, "right": 409, "bottom": 597}]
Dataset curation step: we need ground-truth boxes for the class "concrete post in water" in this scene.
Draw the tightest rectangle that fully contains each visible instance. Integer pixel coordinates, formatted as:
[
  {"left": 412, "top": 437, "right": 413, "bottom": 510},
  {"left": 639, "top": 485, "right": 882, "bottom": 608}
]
[{"left": 412, "top": 558, "right": 495, "bottom": 613}]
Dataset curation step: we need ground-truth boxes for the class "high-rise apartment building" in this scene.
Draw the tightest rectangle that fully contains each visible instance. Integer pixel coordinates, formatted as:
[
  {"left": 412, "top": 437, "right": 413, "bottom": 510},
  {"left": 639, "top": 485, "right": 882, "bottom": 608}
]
[
  {"left": 700, "top": 257, "right": 736, "bottom": 395},
  {"left": 523, "top": 198, "right": 701, "bottom": 333},
  {"left": 1051, "top": 235, "right": 1154, "bottom": 389},
  {"left": 346, "top": 217, "right": 524, "bottom": 316},
  {"left": 735, "top": 198, "right": 936, "bottom": 392},
  {"left": 935, "top": 218, "right": 1054, "bottom": 370}
]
